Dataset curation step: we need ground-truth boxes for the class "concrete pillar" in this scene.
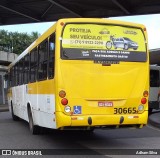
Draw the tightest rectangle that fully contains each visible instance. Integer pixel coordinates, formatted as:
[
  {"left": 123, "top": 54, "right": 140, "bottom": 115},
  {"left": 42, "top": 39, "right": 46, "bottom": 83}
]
[
  {"left": 0, "top": 72, "right": 6, "bottom": 104},
  {"left": 0, "top": 51, "right": 18, "bottom": 105},
  {"left": 0, "top": 74, "right": 3, "bottom": 104}
]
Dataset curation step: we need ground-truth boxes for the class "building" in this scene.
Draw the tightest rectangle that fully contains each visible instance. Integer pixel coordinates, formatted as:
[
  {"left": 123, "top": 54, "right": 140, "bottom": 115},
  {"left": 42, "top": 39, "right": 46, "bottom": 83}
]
[{"left": 0, "top": 51, "right": 17, "bottom": 104}]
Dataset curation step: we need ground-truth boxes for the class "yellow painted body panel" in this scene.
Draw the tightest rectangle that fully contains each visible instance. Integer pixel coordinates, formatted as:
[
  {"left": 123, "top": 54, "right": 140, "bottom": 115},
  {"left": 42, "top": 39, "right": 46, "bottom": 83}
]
[
  {"left": 56, "top": 60, "right": 149, "bottom": 127},
  {"left": 28, "top": 80, "right": 55, "bottom": 94}
]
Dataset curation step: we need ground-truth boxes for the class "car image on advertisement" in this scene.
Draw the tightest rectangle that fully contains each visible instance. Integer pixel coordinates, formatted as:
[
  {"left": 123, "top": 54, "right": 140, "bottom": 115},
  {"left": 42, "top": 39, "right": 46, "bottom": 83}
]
[
  {"left": 112, "top": 37, "right": 138, "bottom": 50},
  {"left": 106, "top": 36, "right": 138, "bottom": 50}
]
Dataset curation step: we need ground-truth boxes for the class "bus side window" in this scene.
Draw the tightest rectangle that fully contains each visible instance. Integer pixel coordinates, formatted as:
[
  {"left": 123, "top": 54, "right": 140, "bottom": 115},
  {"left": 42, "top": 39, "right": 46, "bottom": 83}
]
[
  {"left": 15, "top": 63, "right": 19, "bottom": 86},
  {"left": 9, "top": 71, "right": 11, "bottom": 88},
  {"left": 38, "top": 40, "right": 48, "bottom": 81},
  {"left": 10, "top": 67, "right": 14, "bottom": 87},
  {"left": 19, "top": 58, "right": 24, "bottom": 85},
  {"left": 11, "top": 67, "right": 14, "bottom": 87},
  {"left": 30, "top": 48, "right": 37, "bottom": 82},
  {"left": 48, "top": 34, "right": 55, "bottom": 79},
  {"left": 24, "top": 54, "right": 30, "bottom": 84}
]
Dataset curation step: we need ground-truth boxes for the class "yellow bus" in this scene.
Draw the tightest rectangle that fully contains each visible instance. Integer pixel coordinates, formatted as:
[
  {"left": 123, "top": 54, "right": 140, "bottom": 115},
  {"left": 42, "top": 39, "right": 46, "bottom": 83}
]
[{"left": 7, "top": 18, "right": 149, "bottom": 134}]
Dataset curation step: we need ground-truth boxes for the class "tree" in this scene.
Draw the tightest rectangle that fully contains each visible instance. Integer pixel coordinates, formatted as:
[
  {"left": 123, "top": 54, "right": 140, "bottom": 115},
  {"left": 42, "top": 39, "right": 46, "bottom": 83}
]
[{"left": 0, "top": 30, "right": 40, "bottom": 54}]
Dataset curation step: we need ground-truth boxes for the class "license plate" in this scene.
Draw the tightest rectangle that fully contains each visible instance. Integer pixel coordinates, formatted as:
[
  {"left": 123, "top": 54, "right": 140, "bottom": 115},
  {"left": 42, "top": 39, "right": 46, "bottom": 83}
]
[{"left": 98, "top": 101, "right": 113, "bottom": 107}]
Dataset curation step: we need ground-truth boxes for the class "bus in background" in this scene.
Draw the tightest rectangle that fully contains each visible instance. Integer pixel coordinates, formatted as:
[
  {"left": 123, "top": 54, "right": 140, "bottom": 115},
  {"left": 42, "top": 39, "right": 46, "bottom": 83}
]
[
  {"left": 7, "top": 18, "right": 149, "bottom": 134},
  {"left": 149, "top": 65, "right": 160, "bottom": 114}
]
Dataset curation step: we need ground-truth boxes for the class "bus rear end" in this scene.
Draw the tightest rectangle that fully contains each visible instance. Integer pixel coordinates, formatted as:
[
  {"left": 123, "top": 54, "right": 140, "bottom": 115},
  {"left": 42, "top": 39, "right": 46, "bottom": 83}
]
[{"left": 55, "top": 19, "right": 149, "bottom": 130}]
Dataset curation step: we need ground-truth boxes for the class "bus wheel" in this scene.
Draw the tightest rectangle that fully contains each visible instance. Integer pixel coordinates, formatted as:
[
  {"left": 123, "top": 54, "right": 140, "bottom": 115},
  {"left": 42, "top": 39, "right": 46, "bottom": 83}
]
[
  {"left": 28, "top": 107, "right": 40, "bottom": 135},
  {"left": 11, "top": 103, "right": 19, "bottom": 121}
]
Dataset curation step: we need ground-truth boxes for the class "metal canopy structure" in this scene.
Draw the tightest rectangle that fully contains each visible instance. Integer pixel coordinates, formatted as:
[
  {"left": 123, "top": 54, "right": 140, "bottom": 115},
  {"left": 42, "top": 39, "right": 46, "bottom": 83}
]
[{"left": 0, "top": 0, "right": 160, "bottom": 25}]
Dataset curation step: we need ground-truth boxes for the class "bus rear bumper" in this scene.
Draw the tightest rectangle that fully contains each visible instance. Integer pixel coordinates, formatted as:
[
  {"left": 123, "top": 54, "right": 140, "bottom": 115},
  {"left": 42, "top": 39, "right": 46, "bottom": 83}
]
[{"left": 56, "top": 111, "right": 148, "bottom": 129}]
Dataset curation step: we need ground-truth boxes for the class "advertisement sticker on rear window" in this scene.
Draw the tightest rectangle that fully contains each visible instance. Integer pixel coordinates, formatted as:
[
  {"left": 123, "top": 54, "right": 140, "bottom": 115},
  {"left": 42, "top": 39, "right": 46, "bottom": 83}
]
[{"left": 62, "top": 24, "right": 147, "bottom": 62}]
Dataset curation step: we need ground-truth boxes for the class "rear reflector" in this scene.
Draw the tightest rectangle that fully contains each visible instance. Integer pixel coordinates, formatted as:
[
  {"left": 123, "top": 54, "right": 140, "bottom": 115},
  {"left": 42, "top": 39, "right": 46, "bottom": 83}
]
[
  {"left": 143, "top": 90, "right": 148, "bottom": 97},
  {"left": 59, "top": 90, "right": 66, "bottom": 98},
  {"left": 60, "top": 22, "right": 64, "bottom": 26}
]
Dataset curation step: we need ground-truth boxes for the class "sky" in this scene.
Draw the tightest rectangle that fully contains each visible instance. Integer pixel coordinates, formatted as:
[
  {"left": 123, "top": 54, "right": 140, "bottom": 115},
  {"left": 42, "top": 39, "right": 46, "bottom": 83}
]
[{"left": 0, "top": 14, "right": 160, "bottom": 49}]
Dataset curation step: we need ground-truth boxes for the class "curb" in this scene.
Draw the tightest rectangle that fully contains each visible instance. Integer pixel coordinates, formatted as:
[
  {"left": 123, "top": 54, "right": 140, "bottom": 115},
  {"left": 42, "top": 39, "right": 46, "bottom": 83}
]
[
  {"left": 148, "top": 120, "right": 160, "bottom": 129},
  {"left": 0, "top": 108, "right": 9, "bottom": 112},
  {"left": 0, "top": 105, "right": 9, "bottom": 112},
  {"left": 148, "top": 112, "right": 160, "bottom": 129}
]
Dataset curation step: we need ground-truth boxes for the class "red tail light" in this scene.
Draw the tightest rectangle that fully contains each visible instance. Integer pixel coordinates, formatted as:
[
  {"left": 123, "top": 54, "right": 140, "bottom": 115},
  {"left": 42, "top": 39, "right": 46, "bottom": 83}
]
[
  {"left": 61, "top": 98, "right": 68, "bottom": 105},
  {"left": 141, "top": 98, "right": 147, "bottom": 104}
]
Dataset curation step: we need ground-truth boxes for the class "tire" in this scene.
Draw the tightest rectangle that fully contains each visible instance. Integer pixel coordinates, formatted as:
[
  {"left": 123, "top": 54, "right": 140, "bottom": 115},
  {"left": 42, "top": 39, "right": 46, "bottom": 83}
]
[
  {"left": 124, "top": 44, "right": 128, "bottom": 50},
  {"left": 28, "top": 106, "right": 40, "bottom": 135},
  {"left": 11, "top": 103, "right": 19, "bottom": 121}
]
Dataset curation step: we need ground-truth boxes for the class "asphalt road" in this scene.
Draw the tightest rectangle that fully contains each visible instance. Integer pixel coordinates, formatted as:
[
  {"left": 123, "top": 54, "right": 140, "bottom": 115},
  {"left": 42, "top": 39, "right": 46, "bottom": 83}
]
[{"left": 1, "top": 111, "right": 160, "bottom": 158}]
